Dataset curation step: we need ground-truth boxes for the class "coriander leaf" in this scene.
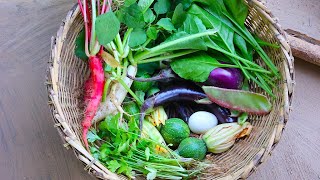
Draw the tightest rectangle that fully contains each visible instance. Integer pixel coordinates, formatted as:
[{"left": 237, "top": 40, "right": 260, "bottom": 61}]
[
  {"left": 138, "top": 0, "right": 154, "bottom": 13},
  {"left": 96, "top": 11, "right": 120, "bottom": 47},
  {"left": 90, "top": 147, "right": 100, "bottom": 159},
  {"left": 104, "top": 113, "right": 120, "bottom": 134},
  {"left": 108, "top": 160, "right": 121, "bottom": 172},
  {"left": 156, "top": 18, "right": 176, "bottom": 31},
  {"left": 144, "top": 8, "right": 156, "bottom": 23},
  {"left": 129, "top": 28, "right": 147, "bottom": 47},
  {"left": 87, "top": 129, "right": 102, "bottom": 143},
  {"left": 146, "top": 26, "right": 159, "bottom": 40},
  {"left": 223, "top": 0, "right": 248, "bottom": 26},
  {"left": 171, "top": 52, "right": 220, "bottom": 82},
  {"left": 179, "top": 14, "right": 206, "bottom": 34},
  {"left": 154, "top": 0, "right": 170, "bottom": 15},
  {"left": 172, "top": 3, "right": 187, "bottom": 28},
  {"left": 75, "top": 29, "right": 88, "bottom": 60},
  {"left": 118, "top": 3, "right": 145, "bottom": 28}
]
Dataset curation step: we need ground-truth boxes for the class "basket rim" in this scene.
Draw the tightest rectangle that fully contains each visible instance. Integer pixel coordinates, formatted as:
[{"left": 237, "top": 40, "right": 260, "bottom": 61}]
[{"left": 46, "top": 1, "right": 295, "bottom": 179}]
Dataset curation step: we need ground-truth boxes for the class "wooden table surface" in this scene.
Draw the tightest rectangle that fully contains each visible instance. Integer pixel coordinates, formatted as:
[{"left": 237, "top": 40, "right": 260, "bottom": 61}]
[{"left": 0, "top": 0, "right": 319, "bottom": 179}]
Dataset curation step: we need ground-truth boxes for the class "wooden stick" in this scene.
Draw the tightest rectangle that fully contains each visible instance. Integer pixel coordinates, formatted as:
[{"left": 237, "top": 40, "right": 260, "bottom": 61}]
[{"left": 286, "top": 29, "right": 320, "bottom": 66}]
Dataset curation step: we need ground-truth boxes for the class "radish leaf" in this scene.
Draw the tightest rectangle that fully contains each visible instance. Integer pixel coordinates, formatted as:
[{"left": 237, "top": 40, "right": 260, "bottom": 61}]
[
  {"left": 156, "top": 18, "right": 176, "bottom": 31},
  {"left": 154, "top": 0, "right": 170, "bottom": 15},
  {"left": 96, "top": 11, "right": 120, "bottom": 46},
  {"left": 144, "top": 8, "right": 156, "bottom": 23},
  {"left": 129, "top": 28, "right": 147, "bottom": 47},
  {"left": 146, "top": 26, "right": 159, "bottom": 40},
  {"left": 138, "top": 0, "right": 154, "bottom": 13}
]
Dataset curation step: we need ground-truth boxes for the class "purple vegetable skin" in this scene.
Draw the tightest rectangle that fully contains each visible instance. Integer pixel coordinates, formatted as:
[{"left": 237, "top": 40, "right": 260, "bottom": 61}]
[
  {"left": 207, "top": 68, "right": 243, "bottom": 89},
  {"left": 203, "top": 104, "right": 237, "bottom": 124},
  {"left": 139, "top": 85, "right": 207, "bottom": 131}
]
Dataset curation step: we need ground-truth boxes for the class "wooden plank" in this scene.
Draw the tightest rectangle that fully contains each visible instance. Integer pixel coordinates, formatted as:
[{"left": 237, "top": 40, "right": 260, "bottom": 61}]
[{"left": 286, "top": 29, "right": 320, "bottom": 66}]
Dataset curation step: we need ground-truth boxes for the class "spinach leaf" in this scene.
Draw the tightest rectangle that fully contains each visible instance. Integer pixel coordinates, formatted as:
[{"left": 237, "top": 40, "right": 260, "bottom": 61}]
[
  {"left": 171, "top": 52, "right": 220, "bottom": 82},
  {"left": 172, "top": 3, "right": 187, "bottom": 28},
  {"left": 223, "top": 0, "right": 248, "bottom": 26},
  {"left": 156, "top": 18, "right": 176, "bottom": 31},
  {"left": 75, "top": 29, "right": 88, "bottom": 60},
  {"left": 129, "top": 28, "right": 147, "bottom": 47},
  {"left": 159, "top": 31, "right": 208, "bottom": 52},
  {"left": 179, "top": 14, "right": 206, "bottom": 34},
  {"left": 154, "top": 0, "right": 170, "bottom": 15},
  {"left": 95, "top": 11, "right": 120, "bottom": 47}
]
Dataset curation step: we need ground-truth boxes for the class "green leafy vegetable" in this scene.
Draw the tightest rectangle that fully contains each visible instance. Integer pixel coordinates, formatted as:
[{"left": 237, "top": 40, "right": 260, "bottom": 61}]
[
  {"left": 154, "top": 0, "right": 171, "bottom": 15},
  {"left": 118, "top": 3, "right": 145, "bottom": 28},
  {"left": 75, "top": 29, "right": 88, "bottom": 60},
  {"left": 156, "top": 18, "right": 176, "bottom": 31},
  {"left": 172, "top": 3, "right": 187, "bottom": 28},
  {"left": 203, "top": 86, "right": 272, "bottom": 114},
  {"left": 129, "top": 28, "right": 147, "bottom": 47},
  {"left": 171, "top": 52, "right": 220, "bottom": 82},
  {"left": 146, "top": 26, "right": 159, "bottom": 40},
  {"left": 95, "top": 11, "right": 121, "bottom": 47},
  {"left": 144, "top": 8, "right": 156, "bottom": 23},
  {"left": 223, "top": 0, "right": 248, "bottom": 26},
  {"left": 108, "top": 160, "right": 121, "bottom": 172},
  {"left": 179, "top": 14, "right": 206, "bottom": 34},
  {"left": 87, "top": 129, "right": 102, "bottom": 143},
  {"left": 138, "top": 0, "right": 155, "bottom": 13}
]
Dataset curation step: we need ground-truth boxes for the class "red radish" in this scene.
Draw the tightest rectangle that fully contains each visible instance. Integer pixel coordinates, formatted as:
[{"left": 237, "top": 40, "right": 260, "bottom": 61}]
[{"left": 82, "top": 55, "right": 105, "bottom": 151}]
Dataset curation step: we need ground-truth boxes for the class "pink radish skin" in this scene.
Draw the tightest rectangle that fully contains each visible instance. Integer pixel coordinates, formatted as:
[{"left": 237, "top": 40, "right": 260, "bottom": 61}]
[{"left": 82, "top": 55, "right": 105, "bottom": 151}]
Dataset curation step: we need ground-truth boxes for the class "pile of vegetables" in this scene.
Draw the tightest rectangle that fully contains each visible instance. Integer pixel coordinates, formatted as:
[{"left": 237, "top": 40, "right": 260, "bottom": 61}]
[{"left": 75, "top": 0, "right": 279, "bottom": 179}]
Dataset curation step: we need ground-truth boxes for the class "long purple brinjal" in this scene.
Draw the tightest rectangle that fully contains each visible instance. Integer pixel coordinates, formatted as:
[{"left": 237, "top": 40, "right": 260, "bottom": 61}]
[
  {"left": 139, "top": 85, "right": 207, "bottom": 132},
  {"left": 203, "top": 104, "right": 237, "bottom": 124}
]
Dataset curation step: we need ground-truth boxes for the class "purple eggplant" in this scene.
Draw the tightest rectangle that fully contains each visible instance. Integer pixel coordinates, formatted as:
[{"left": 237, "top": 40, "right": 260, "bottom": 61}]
[
  {"left": 203, "top": 104, "right": 237, "bottom": 124},
  {"left": 207, "top": 68, "right": 243, "bottom": 89},
  {"left": 139, "top": 85, "right": 207, "bottom": 131},
  {"left": 173, "top": 103, "right": 195, "bottom": 123}
]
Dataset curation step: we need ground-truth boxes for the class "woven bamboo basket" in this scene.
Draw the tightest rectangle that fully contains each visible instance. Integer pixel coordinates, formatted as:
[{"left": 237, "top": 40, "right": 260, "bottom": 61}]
[{"left": 47, "top": 1, "right": 295, "bottom": 179}]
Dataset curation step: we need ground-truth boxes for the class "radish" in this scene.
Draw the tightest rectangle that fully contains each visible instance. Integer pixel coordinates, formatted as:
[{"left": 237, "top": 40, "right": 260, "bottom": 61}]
[{"left": 82, "top": 56, "right": 105, "bottom": 151}]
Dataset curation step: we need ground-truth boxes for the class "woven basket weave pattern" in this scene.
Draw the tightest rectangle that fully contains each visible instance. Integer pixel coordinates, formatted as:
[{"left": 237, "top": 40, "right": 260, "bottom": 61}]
[{"left": 47, "top": 1, "right": 294, "bottom": 179}]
